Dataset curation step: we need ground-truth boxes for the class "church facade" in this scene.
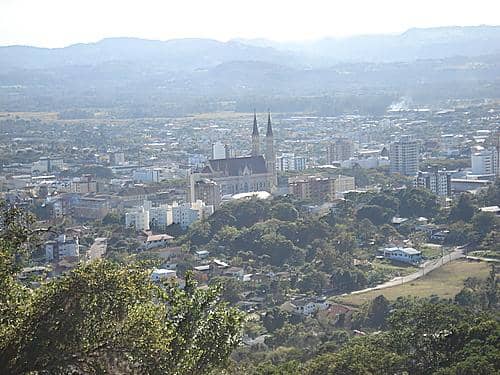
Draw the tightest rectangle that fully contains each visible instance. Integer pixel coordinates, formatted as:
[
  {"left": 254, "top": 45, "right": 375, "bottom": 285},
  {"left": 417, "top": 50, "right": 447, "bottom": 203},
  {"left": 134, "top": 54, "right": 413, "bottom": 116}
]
[{"left": 188, "top": 112, "right": 276, "bottom": 205}]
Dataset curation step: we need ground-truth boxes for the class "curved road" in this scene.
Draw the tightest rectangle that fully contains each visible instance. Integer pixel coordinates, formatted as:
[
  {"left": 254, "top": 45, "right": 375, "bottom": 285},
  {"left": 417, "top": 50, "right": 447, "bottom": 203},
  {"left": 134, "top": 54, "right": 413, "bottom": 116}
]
[{"left": 342, "top": 248, "right": 465, "bottom": 297}]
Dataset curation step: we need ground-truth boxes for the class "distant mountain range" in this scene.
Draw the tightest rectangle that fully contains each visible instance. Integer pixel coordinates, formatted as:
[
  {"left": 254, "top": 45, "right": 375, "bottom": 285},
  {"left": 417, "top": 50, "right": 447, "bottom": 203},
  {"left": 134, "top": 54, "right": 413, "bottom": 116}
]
[
  {"left": 0, "top": 26, "right": 499, "bottom": 115},
  {"left": 234, "top": 25, "right": 500, "bottom": 64},
  {"left": 1, "top": 25, "right": 500, "bottom": 71}
]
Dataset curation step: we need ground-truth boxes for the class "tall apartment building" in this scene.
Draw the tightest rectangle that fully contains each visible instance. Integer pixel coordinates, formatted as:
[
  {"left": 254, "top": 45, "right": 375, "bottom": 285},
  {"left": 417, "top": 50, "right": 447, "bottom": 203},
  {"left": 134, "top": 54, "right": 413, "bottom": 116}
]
[
  {"left": 125, "top": 206, "right": 150, "bottom": 231},
  {"left": 276, "top": 153, "right": 307, "bottom": 172},
  {"left": 471, "top": 147, "right": 499, "bottom": 176},
  {"left": 211, "top": 141, "right": 227, "bottom": 160},
  {"left": 328, "top": 138, "right": 354, "bottom": 163},
  {"left": 171, "top": 200, "right": 214, "bottom": 229},
  {"left": 188, "top": 177, "right": 221, "bottom": 207},
  {"left": 288, "top": 175, "right": 355, "bottom": 202},
  {"left": 414, "top": 170, "right": 451, "bottom": 197},
  {"left": 389, "top": 136, "right": 419, "bottom": 175}
]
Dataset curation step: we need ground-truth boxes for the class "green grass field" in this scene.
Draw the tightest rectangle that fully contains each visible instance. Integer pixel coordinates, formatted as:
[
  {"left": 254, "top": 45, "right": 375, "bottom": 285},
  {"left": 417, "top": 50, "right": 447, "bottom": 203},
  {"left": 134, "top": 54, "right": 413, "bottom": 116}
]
[
  {"left": 0, "top": 111, "right": 59, "bottom": 121},
  {"left": 420, "top": 243, "right": 446, "bottom": 259},
  {"left": 336, "top": 259, "right": 491, "bottom": 307}
]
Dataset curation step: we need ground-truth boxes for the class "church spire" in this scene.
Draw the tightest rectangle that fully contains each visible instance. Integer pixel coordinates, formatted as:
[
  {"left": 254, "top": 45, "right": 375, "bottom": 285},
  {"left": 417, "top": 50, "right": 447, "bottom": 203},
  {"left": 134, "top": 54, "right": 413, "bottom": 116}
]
[
  {"left": 252, "top": 109, "right": 259, "bottom": 136},
  {"left": 266, "top": 110, "right": 273, "bottom": 137},
  {"left": 265, "top": 110, "right": 276, "bottom": 188},
  {"left": 251, "top": 109, "right": 260, "bottom": 156}
]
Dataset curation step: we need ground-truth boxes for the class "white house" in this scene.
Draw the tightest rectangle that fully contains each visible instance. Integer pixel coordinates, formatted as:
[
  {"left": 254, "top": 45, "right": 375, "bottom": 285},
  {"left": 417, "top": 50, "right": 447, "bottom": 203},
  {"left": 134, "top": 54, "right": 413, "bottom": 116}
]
[
  {"left": 143, "top": 234, "right": 174, "bottom": 250},
  {"left": 379, "top": 246, "right": 422, "bottom": 265},
  {"left": 151, "top": 268, "right": 177, "bottom": 282},
  {"left": 290, "top": 297, "right": 331, "bottom": 316}
]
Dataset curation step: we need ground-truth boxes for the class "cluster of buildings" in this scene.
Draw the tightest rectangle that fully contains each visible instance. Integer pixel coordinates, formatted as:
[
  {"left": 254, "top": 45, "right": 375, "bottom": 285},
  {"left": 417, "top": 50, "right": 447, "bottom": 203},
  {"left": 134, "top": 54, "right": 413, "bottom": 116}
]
[{"left": 125, "top": 200, "right": 214, "bottom": 231}]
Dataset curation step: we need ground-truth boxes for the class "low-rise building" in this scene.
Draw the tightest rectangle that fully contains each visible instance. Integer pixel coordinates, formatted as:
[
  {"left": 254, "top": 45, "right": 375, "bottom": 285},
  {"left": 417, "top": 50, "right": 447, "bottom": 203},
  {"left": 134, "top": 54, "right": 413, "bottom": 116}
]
[
  {"left": 378, "top": 246, "right": 422, "bottom": 264},
  {"left": 143, "top": 234, "right": 174, "bottom": 250},
  {"left": 289, "top": 297, "right": 331, "bottom": 316},
  {"left": 71, "top": 174, "right": 98, "bottom": 194},
  {"left": 45, "top": 234, "right": 80, "bottom": 261}
]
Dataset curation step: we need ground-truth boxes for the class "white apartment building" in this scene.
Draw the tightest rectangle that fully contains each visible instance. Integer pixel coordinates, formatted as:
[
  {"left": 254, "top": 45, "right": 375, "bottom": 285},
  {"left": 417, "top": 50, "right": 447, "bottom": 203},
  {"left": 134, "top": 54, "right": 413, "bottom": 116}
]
[
  {"left": 149, "top": 205, "right": 171, "bottom": 230},
  {"left": 276, "top": 153, "right": 307, "bottom": 172},
  {"left": 125, "top": 206, "right": 150, "bottom": 231},
  {"left": 333, "top": 175, "right": 356, "bottom": 194},
  {"left": 471, "top": 147, "right": 499, "bottom": 176},
  {"left": 171, "top": 200, "right": 214, "bottom": 229},
  {"left": 414, "top": 170, "right": 451, "bottom": 197},
  {"left": 126, "top": 200, "right": 214, "bottom": 231},
  {"left": 133, "top": 168, "right": 162, "bottom": 183},
  {"left": 390, "top": 136, "right": 419, "bottom": 176},
  {"left": 211, "top": 141, "right": 227, "bottom": 160},
  {"left": 45, "top": 234, "right": 80, "bottom": 261}
]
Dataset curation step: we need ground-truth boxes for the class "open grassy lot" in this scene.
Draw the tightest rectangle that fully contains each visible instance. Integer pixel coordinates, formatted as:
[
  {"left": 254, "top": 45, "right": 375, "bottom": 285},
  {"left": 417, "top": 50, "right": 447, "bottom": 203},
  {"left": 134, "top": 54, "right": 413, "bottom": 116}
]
[
  {"left": 336, "top": 259, "right": 491, "bottom": 307},
  {"left": 371, "top": 258, "right": 417, "bottom": 277},
  {"left": 420, "top": 243, "right": 446, "bottom": 259},
  {"left": 0, "top": 111, "right": 59, "bottom": 121}
]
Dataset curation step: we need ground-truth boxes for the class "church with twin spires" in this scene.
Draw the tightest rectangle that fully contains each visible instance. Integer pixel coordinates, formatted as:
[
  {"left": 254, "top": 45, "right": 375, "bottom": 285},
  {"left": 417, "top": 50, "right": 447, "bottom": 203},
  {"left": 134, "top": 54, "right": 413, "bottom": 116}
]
[{"left": 188, "top": 111, "right": 277, "bottom": 206}]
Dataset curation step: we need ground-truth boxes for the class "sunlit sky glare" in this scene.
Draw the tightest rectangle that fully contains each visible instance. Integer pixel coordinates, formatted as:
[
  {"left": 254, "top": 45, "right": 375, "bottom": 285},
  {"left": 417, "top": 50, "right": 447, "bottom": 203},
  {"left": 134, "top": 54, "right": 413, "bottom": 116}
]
[{"left": 1, "top": 0, "right": 499, "bottom": 48}]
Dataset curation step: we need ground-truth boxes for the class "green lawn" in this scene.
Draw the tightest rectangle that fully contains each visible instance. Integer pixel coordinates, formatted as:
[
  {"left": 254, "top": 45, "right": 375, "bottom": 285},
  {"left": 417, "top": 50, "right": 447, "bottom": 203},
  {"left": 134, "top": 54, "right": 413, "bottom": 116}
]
[
  {"left": 420, "top": 243, "right": 446, "bottom": 259},
  {"left": 336, "top": 259, "right": 491, "bottom": 307}
]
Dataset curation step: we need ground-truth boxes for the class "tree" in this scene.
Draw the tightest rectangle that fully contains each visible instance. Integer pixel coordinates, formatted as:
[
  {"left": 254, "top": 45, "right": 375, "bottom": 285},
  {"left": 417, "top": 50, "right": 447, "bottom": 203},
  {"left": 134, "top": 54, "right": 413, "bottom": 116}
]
[
  {"left": 187, "top": 220, "right": 212, "bottom": 246},
  {"left": 356, "top": 205, "right": 392, "bottom": 226},
  {"left": 299, "top": 269, "right": 329, "bottom": 293},
  {"left": 444, "top": 222, "right": 478, "bottom": 246},
  {"left": 210, "top": 276, "right": 243, "bottom": 304},
  {"left": 331, "top": 267, "right": 367, "bottom": 293},
  {"left": 485, "top": 264, "right": 498, "bottom": 309},
  {"left": 262, "top": 307, "right": 289, "bottom": 333},
  {"left": 305, "top": 336, "right": 406, "bottom": 375},
  {"left": 449, "top": 194, "right": 476, "bottom": 222},
  {"left": 472, "top": 211, "right": 498, "bottom": 237},
  {"left": 368, "top": 193, "right": 399, "bottom": 212},
  {"left": 398, "top": 188, "right": 438, "bottom": 218},
  {"left": 1, "top": 262, "right": 242, "bottom": 374},
  {"left": 365, "top": 295, "right": 390, "bottom": 329},
  {"left": 0, "top": 203, "right": 243, "bottom": 374},
  {"left": 271, "top": 202, "right": 299, "bottom": 222},
  {"left": 102, "top": 212, "right": 122, "bottom": 225}
]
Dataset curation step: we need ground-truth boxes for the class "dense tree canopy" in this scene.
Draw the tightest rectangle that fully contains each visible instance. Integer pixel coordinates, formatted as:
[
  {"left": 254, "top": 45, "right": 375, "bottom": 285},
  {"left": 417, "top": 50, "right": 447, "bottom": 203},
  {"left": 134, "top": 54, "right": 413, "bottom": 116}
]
[{"left": 0, "top": 203, "right": 243, "bottom": 374}]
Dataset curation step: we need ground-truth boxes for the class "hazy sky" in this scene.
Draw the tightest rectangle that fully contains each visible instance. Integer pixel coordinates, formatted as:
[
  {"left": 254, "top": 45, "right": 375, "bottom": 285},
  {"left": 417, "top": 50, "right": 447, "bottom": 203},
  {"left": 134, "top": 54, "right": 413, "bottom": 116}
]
[{"left": 1, "top": 0, "right": 499, "bottom": 47}]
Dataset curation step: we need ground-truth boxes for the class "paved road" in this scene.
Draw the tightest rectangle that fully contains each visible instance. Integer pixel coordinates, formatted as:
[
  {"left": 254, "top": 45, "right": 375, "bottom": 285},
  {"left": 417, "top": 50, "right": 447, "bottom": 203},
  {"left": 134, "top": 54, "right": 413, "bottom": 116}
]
[
  {"left": 465, "top": 255, "right": 500, "bottom": 263},
  {"left": 343, "top": 248, "right": 465, "bottom": 297}
]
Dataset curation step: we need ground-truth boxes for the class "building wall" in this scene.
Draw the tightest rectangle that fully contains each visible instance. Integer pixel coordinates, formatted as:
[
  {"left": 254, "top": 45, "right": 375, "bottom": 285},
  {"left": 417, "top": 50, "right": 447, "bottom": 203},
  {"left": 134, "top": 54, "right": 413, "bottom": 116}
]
[{"left": 471, "top": 147, "right": 498, "bottom": 175}]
